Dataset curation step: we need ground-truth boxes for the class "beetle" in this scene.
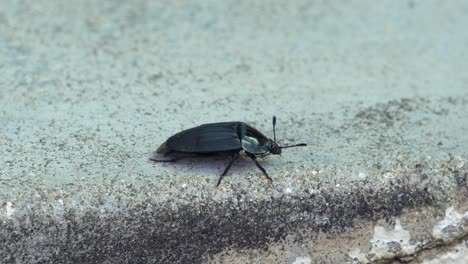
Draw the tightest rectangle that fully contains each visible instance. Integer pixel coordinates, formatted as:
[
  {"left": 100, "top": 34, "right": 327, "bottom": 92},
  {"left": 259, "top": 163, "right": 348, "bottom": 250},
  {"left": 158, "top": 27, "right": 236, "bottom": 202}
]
[{"left": 150, "top": 116, "right": 306, "bottom": 187}]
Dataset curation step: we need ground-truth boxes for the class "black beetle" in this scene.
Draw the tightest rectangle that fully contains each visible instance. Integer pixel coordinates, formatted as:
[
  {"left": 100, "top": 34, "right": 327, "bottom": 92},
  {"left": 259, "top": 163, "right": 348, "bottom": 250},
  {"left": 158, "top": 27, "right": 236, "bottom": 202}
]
[{"left": 151, "top": 116, "right": 306, "bottom": 187}]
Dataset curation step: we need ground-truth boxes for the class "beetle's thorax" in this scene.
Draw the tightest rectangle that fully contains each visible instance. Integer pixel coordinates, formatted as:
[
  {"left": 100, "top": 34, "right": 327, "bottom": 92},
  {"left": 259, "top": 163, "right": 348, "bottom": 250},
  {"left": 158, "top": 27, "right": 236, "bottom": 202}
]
[
  {"left": 241, "top": 135, "right": 269, "bottom": 154},
  {"left": 238, "top": 122, "right": 282, "bottom": 155},
  {"left": 241, "top": 136, "right": 281, "bottom": 155}
]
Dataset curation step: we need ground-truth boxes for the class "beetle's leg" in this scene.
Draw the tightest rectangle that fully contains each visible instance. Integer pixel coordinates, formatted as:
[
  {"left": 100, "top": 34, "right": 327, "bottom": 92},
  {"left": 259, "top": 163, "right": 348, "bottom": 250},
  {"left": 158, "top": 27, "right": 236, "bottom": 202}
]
[
  {"left": 246, "top": 153, "right": 273, "bottom": 185},
  {"left": 216, "top": 151, "right": 240, "bottom": 187}
]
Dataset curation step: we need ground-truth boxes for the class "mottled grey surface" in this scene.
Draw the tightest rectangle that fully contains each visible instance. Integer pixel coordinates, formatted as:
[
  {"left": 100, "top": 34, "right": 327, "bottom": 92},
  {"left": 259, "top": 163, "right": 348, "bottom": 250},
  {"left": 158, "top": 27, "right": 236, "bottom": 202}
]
[{"left": 1, "top": 1, "right": 467, "bottom": 263}]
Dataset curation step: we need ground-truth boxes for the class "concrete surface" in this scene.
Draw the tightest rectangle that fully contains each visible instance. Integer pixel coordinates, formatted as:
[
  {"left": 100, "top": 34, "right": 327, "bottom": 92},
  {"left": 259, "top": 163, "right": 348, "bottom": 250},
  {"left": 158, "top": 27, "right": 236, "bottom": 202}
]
[{"left": 1, "top": 0, "right": 467, "bottom": 263}]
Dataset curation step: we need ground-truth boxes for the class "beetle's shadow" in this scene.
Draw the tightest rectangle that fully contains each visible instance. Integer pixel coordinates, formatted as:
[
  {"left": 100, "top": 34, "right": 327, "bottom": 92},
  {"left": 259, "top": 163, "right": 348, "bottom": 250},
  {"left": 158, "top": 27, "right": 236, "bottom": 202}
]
[{"left": 150, "top": 152, "right": 270, "bottom": 178}]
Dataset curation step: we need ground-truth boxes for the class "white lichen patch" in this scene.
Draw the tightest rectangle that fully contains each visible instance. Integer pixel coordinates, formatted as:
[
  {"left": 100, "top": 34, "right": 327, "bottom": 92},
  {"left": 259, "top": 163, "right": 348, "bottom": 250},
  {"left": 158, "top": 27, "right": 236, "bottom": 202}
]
[
  {"left": 349, "top": 219, "right": 418, "bottom": 263},
  {"left": 291, "top": 256, "right": 311, "bottom": 264},
  {"left": 5, "top": 202, "right": 16, "bottom": 219},
  {"left": 432, "top": 206, "right": 468, "bottom": 242},
  {"left": 357, "top": 171, "right": 368, "bottom": 179},
  {"left": 370, "top": 219, "right": 417, "bottom": 258},
  {"left": 348, "top": 248, "right": 368, "bottom": 263}
]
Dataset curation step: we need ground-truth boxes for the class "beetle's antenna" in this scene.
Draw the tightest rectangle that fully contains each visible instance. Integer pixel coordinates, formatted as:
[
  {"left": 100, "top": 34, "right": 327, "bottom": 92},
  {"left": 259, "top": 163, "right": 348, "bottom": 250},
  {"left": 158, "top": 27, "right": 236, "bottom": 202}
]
[
  {"left": 272, "top": 116, "right": 277, "bottom": 143},
  {"left": 280, "top": 143, "right": 307, "bottom": 149}
]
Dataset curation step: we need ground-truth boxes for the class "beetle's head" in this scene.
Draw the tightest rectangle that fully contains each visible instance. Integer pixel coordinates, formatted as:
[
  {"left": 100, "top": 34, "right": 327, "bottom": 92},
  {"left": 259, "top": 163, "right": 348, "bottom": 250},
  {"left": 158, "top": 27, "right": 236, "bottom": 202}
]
[
  {"left": 267, "top": 139, "right": 282, "bottom": 155},
  {"left": 270, "top": 116, "right": 307, "bottom": 155}
]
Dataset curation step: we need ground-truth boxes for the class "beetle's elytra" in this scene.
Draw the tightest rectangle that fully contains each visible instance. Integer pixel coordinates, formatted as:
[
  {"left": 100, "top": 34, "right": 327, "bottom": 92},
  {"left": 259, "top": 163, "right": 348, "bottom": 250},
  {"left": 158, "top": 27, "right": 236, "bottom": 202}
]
[{"left": 151, "top": 116, "right": 306, "bottom": 187}]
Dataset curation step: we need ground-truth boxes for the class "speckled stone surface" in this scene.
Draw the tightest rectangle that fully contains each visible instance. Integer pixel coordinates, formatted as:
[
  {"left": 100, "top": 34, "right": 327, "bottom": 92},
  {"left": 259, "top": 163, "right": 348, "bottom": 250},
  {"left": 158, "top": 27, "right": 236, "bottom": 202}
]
[{"left": 1, "top": 1, "right": 467, "bottom": 263}]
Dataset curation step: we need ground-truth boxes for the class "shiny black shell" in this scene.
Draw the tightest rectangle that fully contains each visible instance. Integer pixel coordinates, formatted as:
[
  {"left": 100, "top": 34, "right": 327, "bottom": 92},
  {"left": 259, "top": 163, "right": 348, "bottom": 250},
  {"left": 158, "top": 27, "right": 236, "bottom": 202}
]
[{"left": 157, "top": 122, "right": 269, "bottom": 155}]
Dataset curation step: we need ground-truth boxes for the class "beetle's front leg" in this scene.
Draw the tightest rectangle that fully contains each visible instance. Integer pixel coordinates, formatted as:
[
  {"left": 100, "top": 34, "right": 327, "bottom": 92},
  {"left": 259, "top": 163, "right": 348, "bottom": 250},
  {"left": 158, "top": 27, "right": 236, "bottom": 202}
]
[
  {"left": 216, "top": 151, "right": 240, "bottom": 187},
  {"left": 246, "top": 152, "right": 273, "bottom": 186}
]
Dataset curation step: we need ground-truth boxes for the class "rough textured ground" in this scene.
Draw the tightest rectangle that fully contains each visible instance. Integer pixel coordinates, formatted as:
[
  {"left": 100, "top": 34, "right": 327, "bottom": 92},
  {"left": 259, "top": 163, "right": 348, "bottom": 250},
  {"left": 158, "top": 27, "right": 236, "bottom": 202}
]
[{"left": 1, "top": 1, "right": 467, "bottom": 263}]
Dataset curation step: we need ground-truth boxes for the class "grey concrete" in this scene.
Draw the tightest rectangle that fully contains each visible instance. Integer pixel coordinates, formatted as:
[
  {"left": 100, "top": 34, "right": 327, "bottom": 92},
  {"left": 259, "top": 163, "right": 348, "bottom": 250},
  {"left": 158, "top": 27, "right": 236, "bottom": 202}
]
[{"left": 0, "top": 0, "right": 467, "bottom": 263}]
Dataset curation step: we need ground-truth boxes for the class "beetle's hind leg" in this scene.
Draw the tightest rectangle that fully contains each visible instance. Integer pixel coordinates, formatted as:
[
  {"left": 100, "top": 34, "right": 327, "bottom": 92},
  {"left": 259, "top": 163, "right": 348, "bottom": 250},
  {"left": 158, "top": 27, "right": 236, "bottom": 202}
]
[
  {"left": 246, "top": 152, "right": 274, "bottom": 186},
  {"left": 216, "top": 151, "right": 240, "bottom": 187}
]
